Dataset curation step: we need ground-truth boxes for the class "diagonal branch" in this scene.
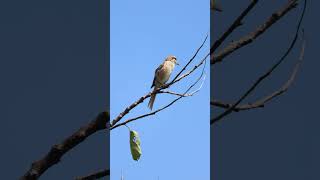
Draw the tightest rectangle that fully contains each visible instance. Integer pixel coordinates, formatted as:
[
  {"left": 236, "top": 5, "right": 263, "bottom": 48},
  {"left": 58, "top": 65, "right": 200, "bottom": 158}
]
[
  {"left": 211, "top": 0, "right": 259, "bottom": 54},
  {"left": 211, "top": 41, "right": 305, "bottom": 112},
  {"left": 110, "top": 93, "right": 152, "bottom": 127},
  {"left": 111, "top": 57, "right": 207, "bottom": 130},
  {"left": 75, "top": 169, "right": 110, "bottom": 180},
  {"left": 211, "top": 0, "right": 307, "bottom": 124},
  {"left": 21, "top": 34, "right": 209, "bottom": 180},
  {"left": 21, "top": 112, "right": 110, "bottom": 180},
  {"left": 170, "top": 34, "right": 208, "bottom": 83},
  {"left": 110, "top": 36, "right": 209, "bottom": 128},
  {"left": 159, "top": 72, "right": 205, "bottom": 98},
  {"left": 211, "top": 0, "right": 299, "bottom": 64}
]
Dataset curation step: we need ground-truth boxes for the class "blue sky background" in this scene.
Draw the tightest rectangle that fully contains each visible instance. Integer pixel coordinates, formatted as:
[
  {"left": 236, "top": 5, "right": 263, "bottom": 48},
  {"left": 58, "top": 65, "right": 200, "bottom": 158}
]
[{"left": 111, "top": 0, "right": 209, "bottom": 179}]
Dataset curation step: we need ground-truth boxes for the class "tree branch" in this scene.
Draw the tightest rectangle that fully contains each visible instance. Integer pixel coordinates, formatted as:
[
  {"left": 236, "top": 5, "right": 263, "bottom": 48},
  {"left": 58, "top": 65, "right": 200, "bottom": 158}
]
[
  {"left": 211, "top": 42, "right": 305, "bottom": 112},
  {"left": 110, "top": 35, "right": 209, "bottom": 128},
  {"left": 21, "top": 112, "right": 110, "bottom": 180},
  {"left": 211, "top": 0, "right": 259, "bottom": 54},
  {"left": 22, "top": 34, "right": 209, "bottom": 180},
  {"left": 75, "top": 169, "right": 110, "bottom": 180},
  {"left": 111, "top": 57, "right": 207, "bottom": 130},
  {"left": 159, "top": 73, "right": 205, "bottom": 98},
  {"left": 211, "top": 0, "right": 307, "bottom": 124},
  {"left": 211, "top": 36, "right": 305, "bottom": 124},
  {"left": 211, "top": 0, "right": 299, "bottom": 64}
]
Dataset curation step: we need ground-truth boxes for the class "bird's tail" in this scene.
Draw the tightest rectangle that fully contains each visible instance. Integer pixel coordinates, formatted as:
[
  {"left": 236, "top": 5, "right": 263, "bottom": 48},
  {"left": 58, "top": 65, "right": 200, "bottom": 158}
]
[{"left": 148, "top": 89, "right": 157, "bottom": 110}]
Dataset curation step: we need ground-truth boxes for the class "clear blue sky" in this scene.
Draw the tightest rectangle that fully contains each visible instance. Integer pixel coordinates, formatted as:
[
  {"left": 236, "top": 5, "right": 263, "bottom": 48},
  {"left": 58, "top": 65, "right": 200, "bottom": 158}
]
[{"left": 110, "top": 0, "right": 209, "bottom": 179}]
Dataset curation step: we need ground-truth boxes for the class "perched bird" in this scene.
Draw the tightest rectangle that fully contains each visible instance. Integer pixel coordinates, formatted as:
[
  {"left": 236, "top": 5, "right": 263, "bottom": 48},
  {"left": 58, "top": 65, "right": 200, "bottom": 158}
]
[
  {"left": 211, "top": 0, "right": 222, "bottom": 12},
  {"left": 148, "top": 55, "right": 179, "bottom": 110}
]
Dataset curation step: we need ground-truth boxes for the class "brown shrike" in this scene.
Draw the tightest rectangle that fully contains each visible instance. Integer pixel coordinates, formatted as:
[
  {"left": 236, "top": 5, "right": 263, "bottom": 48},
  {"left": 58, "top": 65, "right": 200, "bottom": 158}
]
[{"left": 148, "top": 55, "right": 179, "bottom": 110}]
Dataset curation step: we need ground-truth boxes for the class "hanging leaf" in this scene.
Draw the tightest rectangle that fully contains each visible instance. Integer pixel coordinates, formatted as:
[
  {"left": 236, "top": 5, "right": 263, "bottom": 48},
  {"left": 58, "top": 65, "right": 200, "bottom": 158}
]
[{"left": 130, "top": 130, "right": 142, "bottom": 161}]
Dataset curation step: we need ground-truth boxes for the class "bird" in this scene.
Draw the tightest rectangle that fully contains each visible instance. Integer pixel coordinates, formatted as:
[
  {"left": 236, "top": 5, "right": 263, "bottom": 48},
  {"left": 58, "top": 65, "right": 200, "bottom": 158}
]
[
  {"left": 148, "top": 55, "right": 179, "bottom": 110},
  {"left": 211, "top": 0, "right": 222, "bottom": 12}
]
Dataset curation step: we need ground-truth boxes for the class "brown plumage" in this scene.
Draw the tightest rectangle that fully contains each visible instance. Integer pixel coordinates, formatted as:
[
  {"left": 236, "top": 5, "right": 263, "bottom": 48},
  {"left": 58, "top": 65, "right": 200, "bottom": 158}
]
[{"left": 148, "top": 55, "right": 178, "bottom": 110}]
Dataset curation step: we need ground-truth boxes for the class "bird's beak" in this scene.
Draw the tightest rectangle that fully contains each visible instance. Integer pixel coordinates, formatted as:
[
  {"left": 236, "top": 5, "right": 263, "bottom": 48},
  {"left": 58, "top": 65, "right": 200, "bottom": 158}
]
[{"left": 176, "top": 62, "right": 179, "bottom": 65}]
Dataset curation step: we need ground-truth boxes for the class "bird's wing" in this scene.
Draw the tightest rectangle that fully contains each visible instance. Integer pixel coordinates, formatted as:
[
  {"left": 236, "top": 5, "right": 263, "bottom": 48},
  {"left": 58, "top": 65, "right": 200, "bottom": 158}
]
[{"left": 151, "top": 63, "right": 163, "bottom": 88}]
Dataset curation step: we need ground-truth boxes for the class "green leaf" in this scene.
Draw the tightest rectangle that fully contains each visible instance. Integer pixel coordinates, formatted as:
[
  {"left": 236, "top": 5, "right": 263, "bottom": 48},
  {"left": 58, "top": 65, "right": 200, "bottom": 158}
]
[{"left": 130, "top": 130, "right": 142, "bottom": 161}]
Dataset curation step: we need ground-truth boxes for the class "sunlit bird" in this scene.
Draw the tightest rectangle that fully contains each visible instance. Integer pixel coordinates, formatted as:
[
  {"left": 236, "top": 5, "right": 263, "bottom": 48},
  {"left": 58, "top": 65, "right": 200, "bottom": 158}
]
[{"left": 148, "top": 55, "right": 179, "bottom": 110}]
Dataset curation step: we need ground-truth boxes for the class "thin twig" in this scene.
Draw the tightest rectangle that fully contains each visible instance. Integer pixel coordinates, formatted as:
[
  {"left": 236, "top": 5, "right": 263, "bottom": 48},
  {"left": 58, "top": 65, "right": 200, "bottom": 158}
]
[
  {"left": 170, "top": 34, "right": 208, "bottom": 83},
  {"left": 75, "top": 169, "right": 110, "bottom": 180},
  {"left": 111, "top": 57, "right": 207, "bottom": 130},
  {"left": 160, "top": 74, "right": 206, "bottom": 97},
  {"left": 110, "top": 93, "right": 152, "bottom": 127},
  {"left": 211, "top": 0, "right": 307, "bottom": 124},
  {"left": 211, "top": 0, "right": 259, "bottom": 54},
  {"left": 211, "top": 0, "right": 299, "bottom": 64},
  {"left": 211, "top": 40, "right": 305, "bottom": 111},
  {"left": 110, "top": 36, "right": 209, "bottom": 128},
  {"left": 22, "top": 34, "right": 209, "bottom": 180}
]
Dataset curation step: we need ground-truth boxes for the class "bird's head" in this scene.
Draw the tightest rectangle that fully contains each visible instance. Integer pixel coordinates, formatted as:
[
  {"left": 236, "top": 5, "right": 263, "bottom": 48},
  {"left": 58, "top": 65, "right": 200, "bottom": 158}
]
[{"left": 166, "top": 55, "right": 179, "bottom": 65}]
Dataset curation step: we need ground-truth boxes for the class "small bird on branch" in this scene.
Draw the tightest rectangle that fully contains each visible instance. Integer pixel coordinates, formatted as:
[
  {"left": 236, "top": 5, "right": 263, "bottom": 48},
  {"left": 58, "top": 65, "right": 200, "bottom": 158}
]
[{"left": 148, "top": 55, "right": 179, "bottom": 110}]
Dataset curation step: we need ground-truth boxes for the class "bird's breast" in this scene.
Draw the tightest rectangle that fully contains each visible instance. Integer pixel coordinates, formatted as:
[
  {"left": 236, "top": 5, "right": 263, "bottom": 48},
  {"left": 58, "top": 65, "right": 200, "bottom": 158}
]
[{"left": 157, "top": 61, "right": 175, "bottom": 84}]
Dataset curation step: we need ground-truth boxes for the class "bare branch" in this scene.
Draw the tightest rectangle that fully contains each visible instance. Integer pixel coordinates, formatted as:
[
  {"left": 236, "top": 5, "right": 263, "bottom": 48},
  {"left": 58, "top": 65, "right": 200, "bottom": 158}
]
[
  {"left": 21, "top": 112, "right": 109, "bottom": 180},
  {"left": 211, "top": 0, "right": 259, "bottom": 54},
  {"left": 211, "top": 0, "right": 307, "bottom": 124},
  {"left": 172, "top": 53, "right": 209, "bottom": 85},
  {"left": 111, "top": 58, "right": 207, "bottom": 130},
  {"left": 110, "top": 93, "right": 152, "bottom": 127},
  {"left": 75, "top": 169, "right": 110, "bottom": 180},
  {"left": 211, "top": 41, "right": 305, "bottom": 111},
  {"left": 110, "top": 36, "right": 209, "bottom": 128},
  {"left": 211, "top": 100, "right": 263, "bottom": 111},
  {"left": 160, "top": 74, "right": 205, "bottom": 97},
  {"left": 22, "top": 34, "right": 209, "bottom": 180},
  {"left": 160, "top": 90, "right": 195, "bottom": 97},
  {"left": 170, "top": 34, "right": 208, "bottom": 83},
  {"left": 211, "top": 0, "right": 299, "bottom": 64},
  {"left": 73, "top": 1, "right": 304, "bottom": 179}
]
